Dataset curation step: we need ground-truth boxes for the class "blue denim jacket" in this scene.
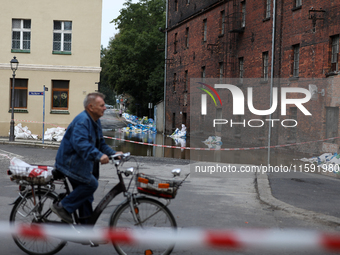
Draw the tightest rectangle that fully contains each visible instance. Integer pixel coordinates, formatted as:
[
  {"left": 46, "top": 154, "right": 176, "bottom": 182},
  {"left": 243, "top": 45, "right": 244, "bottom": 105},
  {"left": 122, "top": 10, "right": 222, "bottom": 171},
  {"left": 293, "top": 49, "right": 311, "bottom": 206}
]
[{"left": 55, "top": 110, "right": 116, "bottom": 184}]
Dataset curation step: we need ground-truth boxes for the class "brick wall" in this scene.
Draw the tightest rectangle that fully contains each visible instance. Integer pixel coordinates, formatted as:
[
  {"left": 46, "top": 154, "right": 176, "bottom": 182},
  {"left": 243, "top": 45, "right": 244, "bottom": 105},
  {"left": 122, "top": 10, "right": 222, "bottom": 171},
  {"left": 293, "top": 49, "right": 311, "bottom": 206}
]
[{"left": 165, "top": 0, "right": 340, "bottom": 154}]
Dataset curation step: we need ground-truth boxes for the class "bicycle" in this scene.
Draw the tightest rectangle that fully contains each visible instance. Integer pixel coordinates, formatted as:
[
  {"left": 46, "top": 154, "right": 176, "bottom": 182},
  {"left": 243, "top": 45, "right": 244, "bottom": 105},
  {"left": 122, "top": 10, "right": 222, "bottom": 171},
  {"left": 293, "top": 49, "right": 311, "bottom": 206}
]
[{"left": 7, "top": 153, "right": 188, "bottom": 255}]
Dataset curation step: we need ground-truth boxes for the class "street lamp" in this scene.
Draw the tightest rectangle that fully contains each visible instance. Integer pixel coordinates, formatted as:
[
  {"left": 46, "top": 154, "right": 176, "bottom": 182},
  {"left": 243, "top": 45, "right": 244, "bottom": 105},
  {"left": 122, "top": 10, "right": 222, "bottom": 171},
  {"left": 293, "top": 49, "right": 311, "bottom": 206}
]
[{"left": 9, "top": 56, "right": 19, "bottom": 141}]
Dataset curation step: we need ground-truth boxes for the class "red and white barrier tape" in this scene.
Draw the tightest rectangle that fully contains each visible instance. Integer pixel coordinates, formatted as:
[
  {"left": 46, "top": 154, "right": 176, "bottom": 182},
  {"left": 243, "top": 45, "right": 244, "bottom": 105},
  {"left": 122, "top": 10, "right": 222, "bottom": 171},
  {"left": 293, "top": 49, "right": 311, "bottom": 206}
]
[
  {"left": 0, "top": 154, "right": 11, "bottom": 160},
  {"left": 2, "top": 223, "right": 340, "bottom": 252},
  {"left": 14, "top": 119, "right": 63, "bottom": 128},
  {"left": 5, "top": 118, "right": 340, "bottom": 152},
  {"left": 104, "top": 136, "right": 340, "bottom": 151}
]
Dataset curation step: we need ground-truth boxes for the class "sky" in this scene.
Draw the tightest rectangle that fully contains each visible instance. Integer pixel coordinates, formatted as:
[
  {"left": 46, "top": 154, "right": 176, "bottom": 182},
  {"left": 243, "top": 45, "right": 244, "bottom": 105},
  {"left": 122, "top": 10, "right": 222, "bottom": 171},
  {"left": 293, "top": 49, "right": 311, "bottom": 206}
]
[{"left": 101, "top": 0, "right": 139, "bottom": 48}]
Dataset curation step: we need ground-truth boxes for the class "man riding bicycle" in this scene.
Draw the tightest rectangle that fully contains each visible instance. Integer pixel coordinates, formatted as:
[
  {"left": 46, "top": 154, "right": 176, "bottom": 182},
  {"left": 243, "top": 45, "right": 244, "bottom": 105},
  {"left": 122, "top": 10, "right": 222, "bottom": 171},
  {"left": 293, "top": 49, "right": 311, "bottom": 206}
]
[{"left": 51, "top": 92, "right": 122, "bottom": 224}]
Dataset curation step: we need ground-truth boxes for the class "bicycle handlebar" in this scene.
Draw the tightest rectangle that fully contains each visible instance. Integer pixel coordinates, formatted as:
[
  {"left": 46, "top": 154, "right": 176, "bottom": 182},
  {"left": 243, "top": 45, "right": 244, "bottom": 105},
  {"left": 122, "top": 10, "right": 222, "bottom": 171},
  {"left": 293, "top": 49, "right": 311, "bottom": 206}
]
[{"left": 109, "top": 152, "right": 131, "bottom": 160}]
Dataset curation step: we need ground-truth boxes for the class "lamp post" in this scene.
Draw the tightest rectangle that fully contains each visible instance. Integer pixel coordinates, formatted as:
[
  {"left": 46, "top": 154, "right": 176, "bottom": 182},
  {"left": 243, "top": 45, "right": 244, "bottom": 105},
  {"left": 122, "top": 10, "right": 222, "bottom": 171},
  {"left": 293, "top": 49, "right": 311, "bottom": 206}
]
[{"left": 9, "top": 56, "right": 19, "bottom": 142}]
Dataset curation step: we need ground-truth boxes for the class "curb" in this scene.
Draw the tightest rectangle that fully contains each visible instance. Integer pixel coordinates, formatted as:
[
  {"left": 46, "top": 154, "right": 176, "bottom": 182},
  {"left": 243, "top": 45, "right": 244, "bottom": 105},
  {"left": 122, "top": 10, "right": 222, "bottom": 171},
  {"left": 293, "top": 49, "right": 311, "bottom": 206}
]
[
  {"left": 256, "top": 171, "right": 340, "bottom": 226},
  {"left": 0, "top": 139, "right": 60, "bottom": 149}
]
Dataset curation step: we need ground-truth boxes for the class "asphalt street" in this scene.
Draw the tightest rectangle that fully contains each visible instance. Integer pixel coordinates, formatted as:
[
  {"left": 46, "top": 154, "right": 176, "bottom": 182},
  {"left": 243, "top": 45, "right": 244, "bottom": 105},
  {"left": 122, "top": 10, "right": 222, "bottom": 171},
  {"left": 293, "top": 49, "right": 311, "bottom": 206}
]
[
  {"left": 269, "top": 171, "right": 340, "bottom": 218},
  {"left": 0, "top": 144, "right": 340, "bottom": 255}
]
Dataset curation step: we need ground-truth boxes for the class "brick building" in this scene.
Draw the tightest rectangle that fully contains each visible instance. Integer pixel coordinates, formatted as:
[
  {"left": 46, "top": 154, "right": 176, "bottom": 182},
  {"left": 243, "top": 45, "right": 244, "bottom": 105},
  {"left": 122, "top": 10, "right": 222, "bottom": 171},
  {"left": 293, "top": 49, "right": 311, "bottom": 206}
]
[{"left": 165, "top": 0, "right": 340, "bottom": 154}]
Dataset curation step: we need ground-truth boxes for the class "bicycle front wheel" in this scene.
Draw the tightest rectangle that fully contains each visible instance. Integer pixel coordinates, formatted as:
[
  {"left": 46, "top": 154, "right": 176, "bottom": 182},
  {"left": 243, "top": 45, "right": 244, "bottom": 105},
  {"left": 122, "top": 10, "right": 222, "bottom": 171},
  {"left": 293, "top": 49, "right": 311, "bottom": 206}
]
[
  {"left": 10, "top": 190, "right": 66, "bottom": 255},
  {"left": 109, "top": 197, "right": 177, "bottom": 255}
]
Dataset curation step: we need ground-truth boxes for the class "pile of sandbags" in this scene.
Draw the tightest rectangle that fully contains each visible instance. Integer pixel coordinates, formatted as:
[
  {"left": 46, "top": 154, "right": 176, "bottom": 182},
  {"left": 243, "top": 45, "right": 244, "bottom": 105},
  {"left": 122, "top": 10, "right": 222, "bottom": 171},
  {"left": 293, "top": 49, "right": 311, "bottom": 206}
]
[
  {"left": 44, "top": 127, "right": 66, "bottom": 142},
  {"left": 300, "top": 152, "right": 340, "bottom": 173},
  {"left": 9, "top": 123, "right": 38, "bottom": 140}
]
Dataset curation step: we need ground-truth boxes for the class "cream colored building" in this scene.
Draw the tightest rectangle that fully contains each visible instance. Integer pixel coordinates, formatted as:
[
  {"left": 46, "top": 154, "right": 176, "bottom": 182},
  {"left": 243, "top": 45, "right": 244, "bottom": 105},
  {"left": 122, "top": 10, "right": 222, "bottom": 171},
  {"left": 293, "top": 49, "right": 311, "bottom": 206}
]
[{"left": 0, "top": 0, "right": 102, "bottom": 137}]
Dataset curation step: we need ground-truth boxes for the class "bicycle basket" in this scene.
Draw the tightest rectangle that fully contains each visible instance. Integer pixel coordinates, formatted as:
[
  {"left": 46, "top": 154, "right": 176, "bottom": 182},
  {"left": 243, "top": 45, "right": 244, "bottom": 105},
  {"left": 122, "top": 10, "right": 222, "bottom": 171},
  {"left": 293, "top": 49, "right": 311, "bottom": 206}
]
[
  {"left": 136, "top": 173, "right": 180, "bottom": 199},
  {"left": 9, "top": 157, "right": 53, "bottom": 185}
]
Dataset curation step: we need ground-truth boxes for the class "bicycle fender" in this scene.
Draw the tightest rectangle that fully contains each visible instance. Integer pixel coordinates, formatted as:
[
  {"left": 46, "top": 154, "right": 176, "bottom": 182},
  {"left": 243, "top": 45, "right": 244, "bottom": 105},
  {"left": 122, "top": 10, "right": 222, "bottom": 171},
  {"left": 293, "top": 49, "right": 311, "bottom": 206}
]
[
  {"left": 8, "top": 195, "right": 21, "bottom": 205},
  {"left": 110, "top": 195, "right": 148, "bottom": 216}
]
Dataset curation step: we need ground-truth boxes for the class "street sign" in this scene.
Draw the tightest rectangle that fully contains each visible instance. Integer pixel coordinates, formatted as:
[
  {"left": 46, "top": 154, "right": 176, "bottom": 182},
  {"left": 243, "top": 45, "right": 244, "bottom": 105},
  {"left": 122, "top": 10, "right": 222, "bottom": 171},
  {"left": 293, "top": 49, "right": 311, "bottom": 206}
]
[{"left": 29, "top": 91, "right": 43, "bottom": 96}]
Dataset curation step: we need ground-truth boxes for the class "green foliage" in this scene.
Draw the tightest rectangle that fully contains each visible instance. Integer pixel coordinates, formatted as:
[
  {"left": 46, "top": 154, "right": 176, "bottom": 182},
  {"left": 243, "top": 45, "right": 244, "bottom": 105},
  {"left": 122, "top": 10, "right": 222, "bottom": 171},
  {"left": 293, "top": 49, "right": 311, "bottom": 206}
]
[{"left": 100, "top": 0, "right": 165, "bottom": 116}]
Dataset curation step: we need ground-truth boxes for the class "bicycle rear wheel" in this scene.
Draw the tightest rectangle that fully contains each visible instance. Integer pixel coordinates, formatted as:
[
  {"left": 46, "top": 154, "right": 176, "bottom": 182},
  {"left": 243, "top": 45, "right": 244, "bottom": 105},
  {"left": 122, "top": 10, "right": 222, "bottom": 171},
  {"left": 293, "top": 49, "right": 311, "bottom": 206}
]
[
  {"left": 10, "top": 190, "right": 66, "bottom": 255},
  {"left": 109, "top": 197, "right": 177, "bottom": 255}
]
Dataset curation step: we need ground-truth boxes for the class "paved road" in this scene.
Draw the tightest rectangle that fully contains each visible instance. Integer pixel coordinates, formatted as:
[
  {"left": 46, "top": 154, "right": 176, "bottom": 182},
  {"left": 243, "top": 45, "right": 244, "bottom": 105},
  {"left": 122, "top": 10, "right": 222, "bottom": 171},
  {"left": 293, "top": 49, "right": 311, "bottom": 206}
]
[
  {"left": 0, "top": 144, "right": 339, "bottom": 255},
  {"left": 269, "top": 171, "right": 340, "bottom": 218}
]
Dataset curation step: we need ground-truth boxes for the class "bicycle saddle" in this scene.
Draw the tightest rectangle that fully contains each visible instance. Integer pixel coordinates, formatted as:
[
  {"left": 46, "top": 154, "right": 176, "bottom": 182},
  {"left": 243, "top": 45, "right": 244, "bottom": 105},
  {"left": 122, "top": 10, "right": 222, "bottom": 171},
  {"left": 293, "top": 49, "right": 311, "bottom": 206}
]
[{"left": 52, "top": 169, "right": 66, "bottom": 180}]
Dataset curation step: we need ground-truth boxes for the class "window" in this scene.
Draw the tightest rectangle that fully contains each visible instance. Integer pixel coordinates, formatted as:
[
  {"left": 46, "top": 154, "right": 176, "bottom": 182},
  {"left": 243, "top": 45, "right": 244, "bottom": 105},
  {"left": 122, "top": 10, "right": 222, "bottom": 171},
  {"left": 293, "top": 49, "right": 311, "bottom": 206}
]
[
  {"left": 292, "top": 44, "right": 300, "bottom": 77},
  {"left": 239, "top": 57, "right": 244, "bottom": 78},
  {"left": 12, "top": 19, "right": 31, "bottom": 52},
  {"left": 173, "top": 73, "right": 177, "bottom": 92},
  {"left": 182, "top": 112, "right": 187, "bottom": 127},
  {"left": 184, "top": 71, "right": 188, "bottom": 106},
  {"left": 289, "top": 107, "right": 297, "bottom": 140},
  {"left": 52, "top": 80, "right": 69, "bottom": 109},
  {"left": 175, "top": 0, "right": 178, "bottom": 11},
  {"left": 239, "top": 57, "right": 244, "bottom": 82},
  {"left": 174, "top": 33, "right": 178, "bottom": 53},
  {"left": 326, "top": 107, "right": 339, "bottom": 142},
  {"left": 10, "top": 78, "right": 28, "bottom": 108},
  {"left": 202, "top": 19, "right": 207, "bottom": 42},
  {"left": 220, "top": 11, "right": 225, "bottom": 35},
  {"left": 295, "top": 0, "right": 302, "bottom": 7},
  {"left": 201, "top": 66, "right": 206, "bottom": 81},
  {"left": 219, "top": 62, "right": 224, "bottom": 79},
  {"left": 241, "top": 1, "right": 246, "bottom": 28},
  {"left": 186, "top": 0, "right": 190, "bottom": 4},
  {"left": 331, "top": 35, "right": 339, "bottom": 72},
  {"left": 184, "top": 70, "right": 188, "bottom": 92},
  {"left": 53, "top": 21, "right": 72, "bottom": 54},
  {"left": 265, "top": 0, "right": 271, "bottom": 19},
  {"left": 262, "top": 52, "right": 269, "bottom": 81},
  {"left": 185, "top": 27, "right": 189, "bottom": 48}
]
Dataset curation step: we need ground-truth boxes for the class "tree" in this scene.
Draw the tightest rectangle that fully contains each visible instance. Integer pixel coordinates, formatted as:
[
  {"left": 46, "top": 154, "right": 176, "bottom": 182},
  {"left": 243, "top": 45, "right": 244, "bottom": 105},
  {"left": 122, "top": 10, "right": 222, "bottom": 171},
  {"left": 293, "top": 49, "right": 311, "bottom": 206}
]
[{"left": 100, "top": 0, "right": 165, "bottom": 116}]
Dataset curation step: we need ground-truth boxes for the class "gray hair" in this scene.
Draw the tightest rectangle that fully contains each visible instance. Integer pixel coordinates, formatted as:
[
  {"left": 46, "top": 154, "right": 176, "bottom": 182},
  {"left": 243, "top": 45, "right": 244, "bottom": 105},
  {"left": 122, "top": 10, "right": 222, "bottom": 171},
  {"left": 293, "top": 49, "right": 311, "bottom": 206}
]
[{"left": 83, "top": 92, "right": 105, "bottom": 109}]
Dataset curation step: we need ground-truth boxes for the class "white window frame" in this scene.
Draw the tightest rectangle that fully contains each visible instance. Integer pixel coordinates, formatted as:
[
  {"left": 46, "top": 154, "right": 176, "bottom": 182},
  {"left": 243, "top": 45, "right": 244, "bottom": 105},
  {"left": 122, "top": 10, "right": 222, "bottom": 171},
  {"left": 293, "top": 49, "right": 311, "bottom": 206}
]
[
  {"left": 53, "top": 21, "right": 72, "bottom": 52},
  {"left": 296, "top": 0, "right": 302, "bottom": 7},
  {"left": 12, "top": 19, "right": 31, "bottom": 51}
]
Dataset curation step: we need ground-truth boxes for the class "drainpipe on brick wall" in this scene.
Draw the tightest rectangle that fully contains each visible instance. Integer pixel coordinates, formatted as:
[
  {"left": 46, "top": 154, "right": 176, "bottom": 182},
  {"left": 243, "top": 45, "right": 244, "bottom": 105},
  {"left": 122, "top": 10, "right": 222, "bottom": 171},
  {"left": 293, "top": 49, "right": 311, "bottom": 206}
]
[
  {"left": 268, "top": 0, "right": 277, "bottom": 167},
  {"left": 163, "top": 0, "right": 168, "bottom": 135}
]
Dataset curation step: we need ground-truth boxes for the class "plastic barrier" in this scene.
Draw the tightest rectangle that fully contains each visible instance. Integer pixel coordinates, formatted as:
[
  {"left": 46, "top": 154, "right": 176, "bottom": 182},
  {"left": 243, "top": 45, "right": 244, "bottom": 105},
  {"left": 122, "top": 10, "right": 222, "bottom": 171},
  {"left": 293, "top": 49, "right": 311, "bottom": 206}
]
[{"left": 1, "top": 223, "right": 340, "bottom": 252}]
